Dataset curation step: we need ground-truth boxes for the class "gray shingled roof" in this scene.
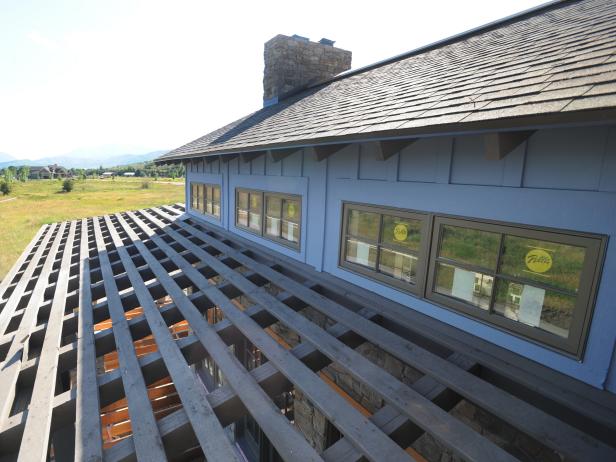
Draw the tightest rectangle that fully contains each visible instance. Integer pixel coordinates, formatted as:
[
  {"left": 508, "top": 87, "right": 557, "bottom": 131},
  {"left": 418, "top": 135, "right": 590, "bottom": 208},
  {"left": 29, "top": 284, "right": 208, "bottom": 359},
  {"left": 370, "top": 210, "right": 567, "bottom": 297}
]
[{"left": 158, "top": 0, "right": 616, "bottom": 163}]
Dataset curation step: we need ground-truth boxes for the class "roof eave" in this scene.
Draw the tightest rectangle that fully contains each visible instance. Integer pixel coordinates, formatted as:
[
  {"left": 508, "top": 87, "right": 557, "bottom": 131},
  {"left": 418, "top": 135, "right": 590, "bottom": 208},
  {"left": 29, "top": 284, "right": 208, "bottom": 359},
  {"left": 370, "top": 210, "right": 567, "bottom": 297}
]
[{"left": 154, "top": 107, "right": 616, "bottom": 165}]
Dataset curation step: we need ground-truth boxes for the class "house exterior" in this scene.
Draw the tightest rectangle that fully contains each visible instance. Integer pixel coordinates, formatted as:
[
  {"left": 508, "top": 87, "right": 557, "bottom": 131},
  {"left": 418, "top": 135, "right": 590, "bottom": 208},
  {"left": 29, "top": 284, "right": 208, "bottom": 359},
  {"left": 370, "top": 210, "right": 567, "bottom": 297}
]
[
  {"left": 158, "top": 0, "right": 616, "bottom": 458},
  {"left": 159, "top": 0, "right": 616, "bottom": 392},
  {"left": 28, "top": 164, "right": 69, "bottom": 179},
  {"left": 1, "top": 1, "right": 616, "bottom": 461},
  {"left": 28, "top": 166, "right": 51, "bottom": 179}
]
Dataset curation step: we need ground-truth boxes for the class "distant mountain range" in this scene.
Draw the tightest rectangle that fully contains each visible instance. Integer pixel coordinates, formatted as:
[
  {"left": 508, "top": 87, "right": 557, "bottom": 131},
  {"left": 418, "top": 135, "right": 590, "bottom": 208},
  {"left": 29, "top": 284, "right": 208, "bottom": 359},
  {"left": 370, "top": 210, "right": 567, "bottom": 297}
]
[{"left": 0, "top": 149, "right": 169, "bottom": 169}]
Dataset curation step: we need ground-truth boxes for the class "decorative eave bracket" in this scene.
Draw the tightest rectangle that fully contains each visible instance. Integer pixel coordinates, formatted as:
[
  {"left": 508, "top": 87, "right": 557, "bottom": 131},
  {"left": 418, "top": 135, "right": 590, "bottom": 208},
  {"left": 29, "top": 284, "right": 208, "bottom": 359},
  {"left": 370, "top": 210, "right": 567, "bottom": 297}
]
[{"left": 484, "top": 131, "right": 535, "bottom": 160}]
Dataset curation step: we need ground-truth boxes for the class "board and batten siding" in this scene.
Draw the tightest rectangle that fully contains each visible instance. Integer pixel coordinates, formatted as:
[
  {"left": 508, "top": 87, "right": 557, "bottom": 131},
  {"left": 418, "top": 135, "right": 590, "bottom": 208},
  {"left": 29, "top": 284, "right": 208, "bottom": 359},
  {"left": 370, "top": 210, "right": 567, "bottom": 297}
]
[{"left": 184, "top": 124, "right": 616, "bottom": 392}]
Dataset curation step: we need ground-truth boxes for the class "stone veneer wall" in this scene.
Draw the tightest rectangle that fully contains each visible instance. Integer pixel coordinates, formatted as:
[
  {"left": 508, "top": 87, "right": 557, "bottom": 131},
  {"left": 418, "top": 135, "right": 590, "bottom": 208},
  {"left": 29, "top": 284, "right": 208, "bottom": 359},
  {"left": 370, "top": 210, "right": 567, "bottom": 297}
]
[{"left": 263, "top": 35, "right": 352, "bottom": 103}]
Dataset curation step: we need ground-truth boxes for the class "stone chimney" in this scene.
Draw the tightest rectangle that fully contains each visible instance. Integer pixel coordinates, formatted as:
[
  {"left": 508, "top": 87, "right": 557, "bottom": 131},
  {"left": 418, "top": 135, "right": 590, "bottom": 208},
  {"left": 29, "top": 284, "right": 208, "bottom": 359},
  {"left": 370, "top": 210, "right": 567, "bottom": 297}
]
[{"left": 263, "top": 34, "right": 352, "bottom": 106}]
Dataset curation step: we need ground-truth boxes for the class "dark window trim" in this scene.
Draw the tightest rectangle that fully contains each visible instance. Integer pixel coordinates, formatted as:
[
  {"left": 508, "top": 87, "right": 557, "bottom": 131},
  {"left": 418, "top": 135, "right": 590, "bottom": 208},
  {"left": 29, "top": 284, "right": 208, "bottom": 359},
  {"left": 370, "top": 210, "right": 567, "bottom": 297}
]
[
  {"left": 426, "top": 216, "right": 605, "bottom": 358},
  {"left": 235, "top": 188, "right": 302, "bottom": 251},
  {"left": 338, "top": 201, "right": 607, "bottom": 359},
  {"left": 190, "top": 181, "right": 221, "bottom": 220},
  {"left": 338, "top": 202, "right": 432, "bottom": 296}
]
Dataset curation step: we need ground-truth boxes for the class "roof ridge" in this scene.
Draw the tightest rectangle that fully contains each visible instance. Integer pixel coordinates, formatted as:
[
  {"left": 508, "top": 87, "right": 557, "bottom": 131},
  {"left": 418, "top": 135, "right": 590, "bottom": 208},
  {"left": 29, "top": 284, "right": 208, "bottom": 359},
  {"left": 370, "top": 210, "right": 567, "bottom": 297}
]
[{"left": 299, "top": 0, "right": 567, "bottom": 92}]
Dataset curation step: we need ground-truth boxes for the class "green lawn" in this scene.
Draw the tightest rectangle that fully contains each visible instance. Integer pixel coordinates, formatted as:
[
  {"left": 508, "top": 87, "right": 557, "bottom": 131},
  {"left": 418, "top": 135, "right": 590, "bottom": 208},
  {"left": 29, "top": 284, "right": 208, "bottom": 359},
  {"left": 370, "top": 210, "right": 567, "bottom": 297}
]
[{"left": 0, "top": 178, "right": 185, "bottom": 281}]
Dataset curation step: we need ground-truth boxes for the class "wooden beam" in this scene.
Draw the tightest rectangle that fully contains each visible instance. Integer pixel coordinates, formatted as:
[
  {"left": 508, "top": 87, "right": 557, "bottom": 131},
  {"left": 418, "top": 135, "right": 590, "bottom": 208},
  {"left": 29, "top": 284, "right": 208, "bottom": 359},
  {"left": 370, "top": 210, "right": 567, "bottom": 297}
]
[
  {"left": 117, "top": 211, "right": 323, "bottom": 462},
  {"left": 240, "top": 151, "right": 266, "bottom": 163},
  {"left": 103, "top": 214, "right": 242, "bottom": 462},
  {"left": 91, "top": 217, "right": 166, "bottom": 461},
  {"left": 313, "top": 144, "right": 349, "bottom": 161},
  {"left": 167, "top": 207, "right": 616, "bottom": 462},
  {"left": 375, "top": 139, "right": 417, "bottom": 161},
  {"left": 484, "top": 130, "right": 534, "bottom": 160},
  {"left": 18, "top": 221, "right": 77, "bottom": 462},
  {"left": 268, "top": 147, "right": 301, "bottom": 163},
  {"left": 204, "top": 155, "right": 218, "bottom": 164}
]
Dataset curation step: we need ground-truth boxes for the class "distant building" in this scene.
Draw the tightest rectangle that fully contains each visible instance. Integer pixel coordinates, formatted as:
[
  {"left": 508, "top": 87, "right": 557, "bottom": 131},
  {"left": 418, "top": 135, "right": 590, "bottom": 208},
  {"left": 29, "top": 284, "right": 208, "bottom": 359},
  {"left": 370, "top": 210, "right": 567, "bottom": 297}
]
[
  {"left": 28, "top": 164, "right": 69, "bottom": 179},
  {"left": 28, "top": 166, "right": 51, "bottom": 179},
  {"left": 123, "top": 172, "right": 135, "bottom": 177},
  {"left": 100, "top": 172, "right": 115, "bottom": 178}
]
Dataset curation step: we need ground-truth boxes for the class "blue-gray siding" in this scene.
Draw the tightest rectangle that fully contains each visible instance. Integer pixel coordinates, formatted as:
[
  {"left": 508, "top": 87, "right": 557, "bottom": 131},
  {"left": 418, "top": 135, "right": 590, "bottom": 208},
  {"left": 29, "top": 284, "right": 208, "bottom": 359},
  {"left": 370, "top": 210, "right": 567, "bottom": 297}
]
[{"left": 185, "top": 124, "right": 616, "bottom": 392}]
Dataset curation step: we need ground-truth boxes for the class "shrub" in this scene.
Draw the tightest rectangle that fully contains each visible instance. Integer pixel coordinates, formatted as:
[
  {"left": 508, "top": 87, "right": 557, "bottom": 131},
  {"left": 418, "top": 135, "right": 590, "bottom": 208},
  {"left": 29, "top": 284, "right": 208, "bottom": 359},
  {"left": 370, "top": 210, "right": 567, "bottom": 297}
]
[
  {"left": 141, "top": 181, "right": 150, "bottom": 189},
  {"left": 62, "top": 179, "right": 74, "bottom": 193},
  {"left": 0, "top": 180, "right": 11, "bottom": 196}
]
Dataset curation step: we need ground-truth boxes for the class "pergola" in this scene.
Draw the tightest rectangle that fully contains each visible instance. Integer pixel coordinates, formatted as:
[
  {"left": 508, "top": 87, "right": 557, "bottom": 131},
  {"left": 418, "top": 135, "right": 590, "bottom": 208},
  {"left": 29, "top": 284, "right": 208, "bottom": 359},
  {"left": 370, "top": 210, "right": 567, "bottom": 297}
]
[{"left": 0, "top": 204, "right": 614, "bottom": 461}]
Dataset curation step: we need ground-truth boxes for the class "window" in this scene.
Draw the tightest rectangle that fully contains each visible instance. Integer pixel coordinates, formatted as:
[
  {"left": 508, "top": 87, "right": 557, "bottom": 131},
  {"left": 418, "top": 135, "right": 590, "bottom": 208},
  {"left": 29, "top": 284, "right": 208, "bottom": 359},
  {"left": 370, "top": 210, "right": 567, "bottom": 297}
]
[
  {"left": 338, "top": 203, "right": 605, "bottom": 357},
  {"left": 340, "top": 203, "right": 429, "bottom": 294},
  {"left": 427, "top": 217, "right": 604, "bottom": 356},
  {"left": 190, "top": 182, "right": 220, "bottom": 219},
  {"left": 235, "top": 189, "right": 301, "bottom": 249}
]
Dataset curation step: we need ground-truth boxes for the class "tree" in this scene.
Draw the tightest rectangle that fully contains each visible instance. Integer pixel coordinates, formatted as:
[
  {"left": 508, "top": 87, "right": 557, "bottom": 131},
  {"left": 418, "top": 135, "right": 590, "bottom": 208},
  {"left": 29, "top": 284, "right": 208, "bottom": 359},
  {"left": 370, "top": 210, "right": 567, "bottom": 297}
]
[
  {"left": 16, "top": 166, "right": 28, "bottom": 182},
  {"left": 0, "top": 180, "right": 12, "bottom": 195},
  {"left": 62, "top": 179, "right": 74, "bottom": 192}
]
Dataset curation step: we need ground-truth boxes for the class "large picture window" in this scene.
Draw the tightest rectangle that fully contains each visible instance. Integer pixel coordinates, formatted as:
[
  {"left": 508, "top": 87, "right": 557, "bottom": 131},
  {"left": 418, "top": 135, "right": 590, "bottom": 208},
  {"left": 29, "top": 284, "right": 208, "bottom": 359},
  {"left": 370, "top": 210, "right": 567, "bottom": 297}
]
[
  {"left": 426, "top": 217, "right": 604, "bottom": 356},
  {"left": 236, "top": 188, "right": 301, "bottom": 250},
  {"left": 338, "top": 203, "right": 605, "bottom": 357},
  {"left": 190, "top": 182, "right": 221, "bottom": 219},
  {"left": 340, "top": 203, "right": 429, "bottom": 294}
]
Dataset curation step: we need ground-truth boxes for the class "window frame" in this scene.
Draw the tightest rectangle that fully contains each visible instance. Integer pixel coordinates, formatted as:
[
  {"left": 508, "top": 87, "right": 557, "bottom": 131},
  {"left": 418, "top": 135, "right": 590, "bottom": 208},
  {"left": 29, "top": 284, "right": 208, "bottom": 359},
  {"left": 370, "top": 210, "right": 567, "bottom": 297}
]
[
  {"left": 339, "top": 202, "right": 431, "bottom": 296},
  {"left": 425, "top": 216, "right": 605, "bottom": 358},
  {"left": 189, "top": 181, "right": 221, "bottom": 220},
  {"left": 235, "top": 188, "right": 302, "bottom": 251}
]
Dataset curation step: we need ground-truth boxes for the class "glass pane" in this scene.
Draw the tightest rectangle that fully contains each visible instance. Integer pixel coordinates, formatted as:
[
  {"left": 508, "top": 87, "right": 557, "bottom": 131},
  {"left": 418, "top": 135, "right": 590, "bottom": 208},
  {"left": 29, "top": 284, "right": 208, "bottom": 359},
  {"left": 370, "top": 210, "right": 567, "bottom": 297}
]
[
  {"left": 237, "top": 191, "right": 248, "bottom": 209},
  {"left": 213, "top": 186, "right": 220, "bottom": 202},
  {"left": 266, "top": 216, "right": 281, "bottom": 238},
  {"left": 434, "top": 262, "right": 492, "bottom": 310},
  {"left": 249, "top": 193, "right": 261, "bottom": 212},
  {"left": 266, "top": 196, "right": 282, "bottom": 218},
  {"left": 249, "top": 211, "right": 261, "bottom": 231},
  {"left": 379, "top": 248, "right": 417, "bottom": 283},
  {"left": 191, "top": 184, "right": 197, "bottom": 209},
  {"left": 206, "top": 200, "right": 213, "bottom": 215},
  {"left": 283, "top": 199, "right": 300, "bottom": 222},
  {"left": 381, "top": 215, "right": 422, "bottom": 251},
  {"left": 281, "top": 220, "right": 300, "bottom": 243},
  {"left": 439, "top": 225, "right": 500, "bottom": 270},
  {"left": 345, "top": 238, "right": 377, "bottom": 269},
  {"left": 500, "top": 235, "right": 586, "bottom": 293},
  {"left": 213, "top": 203, "right": 220, "bottom": 218},
  {"left": 347, "top": 209, "right": 379, "bottom": 241},
  {"left": 198, "top": 184, "right": 205, "bottom": 213},
  {"left": 237, "top": 209, "right": 248, "bottom": 227},
  {"left": 493, "top": 279, "right": 575, "bottom": 338}
]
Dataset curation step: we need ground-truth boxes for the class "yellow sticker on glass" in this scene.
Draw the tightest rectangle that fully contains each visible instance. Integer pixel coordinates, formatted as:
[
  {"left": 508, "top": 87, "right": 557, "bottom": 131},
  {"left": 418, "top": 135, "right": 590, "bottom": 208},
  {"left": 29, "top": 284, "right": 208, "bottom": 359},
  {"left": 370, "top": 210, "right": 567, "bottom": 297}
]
[
  {"left": 525, "top": 248, "right": 552, "bottom": 273},
  {"left": 287, "top": 203, "right": 297, "bottom": 218},
  {"left": 393, "top": 223, "right": 408, "bottom": 242}
]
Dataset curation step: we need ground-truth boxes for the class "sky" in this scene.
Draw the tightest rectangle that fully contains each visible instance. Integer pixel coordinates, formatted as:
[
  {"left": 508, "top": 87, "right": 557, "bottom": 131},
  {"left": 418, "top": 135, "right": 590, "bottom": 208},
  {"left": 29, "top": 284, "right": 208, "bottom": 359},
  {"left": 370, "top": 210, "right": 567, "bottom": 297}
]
[{"left": 0, "top": 0, "right": 547, "bottom": 160}]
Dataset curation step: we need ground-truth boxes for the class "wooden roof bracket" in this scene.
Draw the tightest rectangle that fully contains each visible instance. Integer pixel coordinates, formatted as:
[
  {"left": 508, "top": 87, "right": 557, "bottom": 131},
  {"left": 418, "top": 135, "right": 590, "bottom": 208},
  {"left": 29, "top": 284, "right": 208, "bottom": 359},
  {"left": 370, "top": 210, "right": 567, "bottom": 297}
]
[
  {"left": 268, "top": 148, "right": 302, "bottom": 163},
  {"left": 484, "top": 130, "right": 535, "bottom": 160},
  {"left": 220, "top": 154, "right": 239, "bottom": 163},
  {"left": 240, "top": 151, "right": 266, "bottom": 163},
  {"left": 313, "top": 144, "right": 349, "bottom": 162},
  {"left": 375, "top": 139, "right": 418, "bottom": 160}
]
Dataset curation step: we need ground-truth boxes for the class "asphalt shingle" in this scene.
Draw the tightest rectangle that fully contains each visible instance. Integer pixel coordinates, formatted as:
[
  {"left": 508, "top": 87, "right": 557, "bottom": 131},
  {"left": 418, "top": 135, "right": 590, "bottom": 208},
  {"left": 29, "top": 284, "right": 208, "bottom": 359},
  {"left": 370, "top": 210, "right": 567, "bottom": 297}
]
[{"left": 158, "top": 0, "right": 616, "bottom": 162}]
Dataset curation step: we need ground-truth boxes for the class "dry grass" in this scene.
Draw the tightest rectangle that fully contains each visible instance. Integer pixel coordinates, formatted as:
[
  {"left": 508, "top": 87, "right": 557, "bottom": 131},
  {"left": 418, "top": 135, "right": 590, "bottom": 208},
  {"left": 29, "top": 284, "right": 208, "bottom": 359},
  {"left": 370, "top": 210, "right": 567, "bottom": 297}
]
[{"left": 0, "top": 178, "right": 184, "bottom": 281}]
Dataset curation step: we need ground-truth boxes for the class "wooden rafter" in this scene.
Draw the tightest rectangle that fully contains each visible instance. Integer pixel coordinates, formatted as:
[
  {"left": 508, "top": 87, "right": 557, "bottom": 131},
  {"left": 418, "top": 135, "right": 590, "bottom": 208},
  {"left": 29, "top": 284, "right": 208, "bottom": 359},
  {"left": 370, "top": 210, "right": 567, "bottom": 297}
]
[{"left": 0, "top": 203, "right": 615, "bottom": 462}]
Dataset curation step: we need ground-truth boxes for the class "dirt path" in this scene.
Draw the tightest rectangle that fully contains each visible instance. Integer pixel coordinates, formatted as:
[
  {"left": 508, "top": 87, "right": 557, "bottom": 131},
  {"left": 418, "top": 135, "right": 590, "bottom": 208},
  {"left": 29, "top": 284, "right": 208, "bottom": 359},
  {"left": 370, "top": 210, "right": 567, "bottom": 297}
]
[{"left": 0, "top": 197, "right": 17, "bottom": 204}]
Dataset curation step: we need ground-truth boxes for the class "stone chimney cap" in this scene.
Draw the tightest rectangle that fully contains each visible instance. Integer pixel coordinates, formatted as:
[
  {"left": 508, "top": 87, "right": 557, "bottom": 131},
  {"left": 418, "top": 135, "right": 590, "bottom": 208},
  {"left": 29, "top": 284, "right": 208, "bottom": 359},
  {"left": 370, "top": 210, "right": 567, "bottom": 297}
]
[{"left": 318, "top": 38, "right": 335, "bottom": 46}]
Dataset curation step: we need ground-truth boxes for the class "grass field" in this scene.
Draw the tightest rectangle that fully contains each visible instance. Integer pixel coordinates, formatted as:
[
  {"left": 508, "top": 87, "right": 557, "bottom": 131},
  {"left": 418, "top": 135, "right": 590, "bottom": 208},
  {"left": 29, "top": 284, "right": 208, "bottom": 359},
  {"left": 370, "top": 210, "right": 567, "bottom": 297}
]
[{"left": 0, "top": 178, "right": 184, "bottom": 280}]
